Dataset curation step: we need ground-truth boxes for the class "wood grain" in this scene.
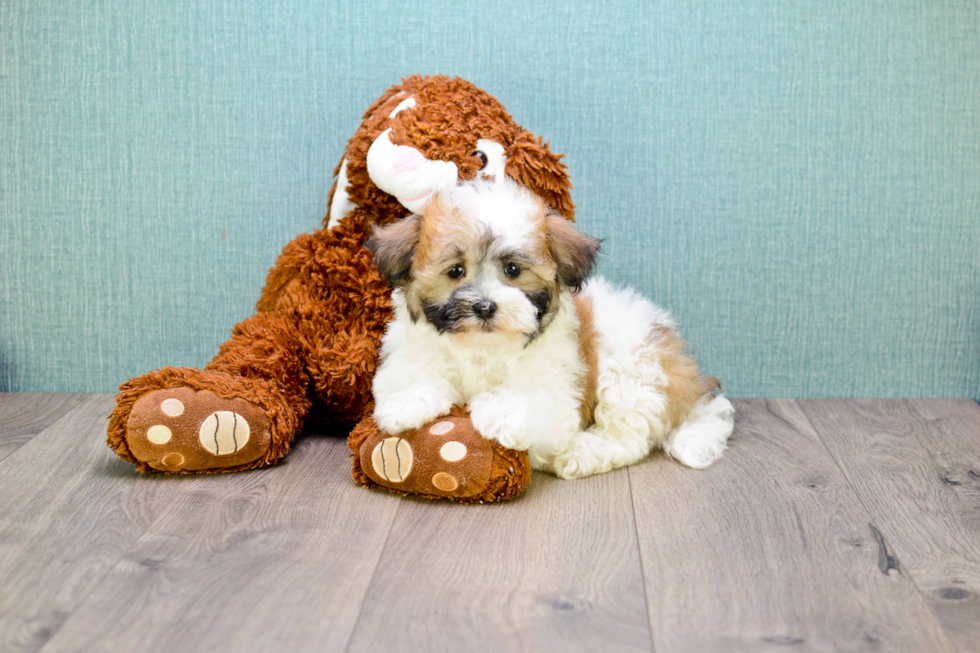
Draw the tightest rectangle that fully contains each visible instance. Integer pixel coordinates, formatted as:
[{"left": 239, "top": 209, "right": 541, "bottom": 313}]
[
  {"left": 0, "top": 393, "right": 87, "bottom": 464},
  {"left": 3, "top": 394, "right": 979, "bottom": 652},
  {"left": 630, "top": 399, "right": 952, "bottom": 652},
  {"left": 0, "top": 395, "right": 185, "bottom": 653},
  {"left": 37, "top": 432, "right": 400, "bottom": 653},
  {"left": 346, "top": 469, "right": 652, "bottom": 653},
  {"left": 802, "top": 399, "right": 980, "bottom": 651}
]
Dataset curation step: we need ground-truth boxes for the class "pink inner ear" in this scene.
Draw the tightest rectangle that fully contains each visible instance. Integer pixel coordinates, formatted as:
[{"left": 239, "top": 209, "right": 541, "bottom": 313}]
[{"left": 393, "top": 146, "right": 426, "bottom": 172}]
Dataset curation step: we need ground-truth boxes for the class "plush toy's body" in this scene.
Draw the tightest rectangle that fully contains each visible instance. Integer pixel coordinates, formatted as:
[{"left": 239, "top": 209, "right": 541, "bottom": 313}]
[{"left": 107, "top": 76, "right": 575, "bottom": 502}]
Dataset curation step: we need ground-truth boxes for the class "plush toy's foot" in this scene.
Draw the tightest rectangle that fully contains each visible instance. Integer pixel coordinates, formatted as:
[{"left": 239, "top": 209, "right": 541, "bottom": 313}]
[
  {"left": 125, "top": 387, "right": 272, "bottom": 472},
  {"left": 349, "top": 407, "right": 532, "bottom": 503},
  {"left": 108, "top": 367, "right": 305, "bottom": 474}
]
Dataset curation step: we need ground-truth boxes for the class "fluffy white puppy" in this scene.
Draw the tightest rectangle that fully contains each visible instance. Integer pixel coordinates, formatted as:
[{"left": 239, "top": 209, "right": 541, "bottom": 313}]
[{"left": 369, "top": 178, "right": 734, "bottom": 479}]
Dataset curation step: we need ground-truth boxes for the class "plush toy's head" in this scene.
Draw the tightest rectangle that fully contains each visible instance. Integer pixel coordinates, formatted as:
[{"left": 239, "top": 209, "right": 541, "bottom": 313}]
[{"left": 326, "top": 75, "right": 574, "bottom": 230}]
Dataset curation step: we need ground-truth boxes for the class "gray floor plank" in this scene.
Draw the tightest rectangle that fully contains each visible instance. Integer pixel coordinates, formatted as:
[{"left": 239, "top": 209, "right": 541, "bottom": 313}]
[
  {"left": 630, "top": 399, "right": 952, "bottom": 653},
  {"left": 6, "top": 394, "right": 976, "bottom": 652},
  {"left": 801, "top": 399, "right": 980, "bottom": 652},
  {"left": 0, "top": 395, "right": 187, "bottom": 653},
  {"left": 37, "top": 433, "right": 400, "bottom": 653},
  {"left": 0, "top": 393, "right": 88, "bottom": 464},
  {"left": 346, "top": 468, "right": 652, "bottom": 653}
]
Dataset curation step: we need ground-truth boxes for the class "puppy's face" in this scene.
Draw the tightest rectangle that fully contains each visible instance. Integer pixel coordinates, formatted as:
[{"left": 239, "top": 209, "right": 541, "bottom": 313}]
[{"left": 370, "top": 180, "right": 600, "bottom": 340}]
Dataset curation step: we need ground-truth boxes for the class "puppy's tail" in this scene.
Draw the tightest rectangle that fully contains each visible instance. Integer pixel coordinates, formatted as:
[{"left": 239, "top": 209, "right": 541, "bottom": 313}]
[
  {"left": 663, "top": 393, "right": 734, "bottom": 469},
  {"left": 698, "top": 375, "right": 721, "bottom": 395}
]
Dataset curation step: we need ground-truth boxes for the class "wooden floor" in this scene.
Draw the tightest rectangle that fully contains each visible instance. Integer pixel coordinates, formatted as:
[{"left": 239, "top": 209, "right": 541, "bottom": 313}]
[{"left": 0, "top": 395, "right": 978, "bottom": 652}]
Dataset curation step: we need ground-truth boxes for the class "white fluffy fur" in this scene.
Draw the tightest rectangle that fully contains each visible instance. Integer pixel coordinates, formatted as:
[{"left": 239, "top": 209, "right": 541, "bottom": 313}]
[{"left": 372, "top": 183, "right": 735, "bottom": 479}]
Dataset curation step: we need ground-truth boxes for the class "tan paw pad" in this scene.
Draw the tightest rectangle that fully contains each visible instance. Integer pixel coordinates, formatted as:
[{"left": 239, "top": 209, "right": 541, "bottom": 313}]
[
  {"left": 429, "top": 420, "right": 455, "bottom": 435},
  {"left": 146, "top": 424, "right": 173, "bottom": 444},
  {"left": 199, "top": 411, "right": 250, "bottom": 455},
  {"left": 160, "top": 398, "right": 184, "bottom": 416},
  {"left": 431, "top": 472, "right": 459, "bottom": 492},
  {"left": 372, "top": 437, "right": 413, "bottom": 482},
  {"left": 439, "top": 441, "right": 467, "bottom": 462},
  {"left": 161, "top": 452, "right": 185, "bottom": 467}
]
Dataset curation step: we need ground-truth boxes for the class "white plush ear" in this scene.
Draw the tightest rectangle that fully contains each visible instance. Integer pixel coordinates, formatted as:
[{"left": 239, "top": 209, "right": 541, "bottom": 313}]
[
  {"left": 366, "top": 128, "right": 459, "bottom": 213},
  {"left": 388, "top": 96, "right": 416, "bottom": 119},
  {"left": 327, "top": 157, "right": 356, "bottom": 229}
]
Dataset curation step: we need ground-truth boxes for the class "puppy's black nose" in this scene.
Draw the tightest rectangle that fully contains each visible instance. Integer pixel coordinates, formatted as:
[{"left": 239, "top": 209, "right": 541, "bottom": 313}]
[{"left": 474, "top": 300, "right": 497, "bottom": 319}]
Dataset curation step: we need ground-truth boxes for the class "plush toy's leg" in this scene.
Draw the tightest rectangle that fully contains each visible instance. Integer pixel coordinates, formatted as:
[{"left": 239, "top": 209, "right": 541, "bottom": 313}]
[
  {"left": 108, "top": 311, "right": 312, "bottom": 474},
  {"left": 348, "top": 406, "right": 532, "bottom": 503}
]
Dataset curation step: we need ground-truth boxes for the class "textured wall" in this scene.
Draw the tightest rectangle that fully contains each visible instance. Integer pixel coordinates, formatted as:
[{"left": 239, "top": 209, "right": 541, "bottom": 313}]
[{"left": 2, "top": 0, "right": 978, "bottom": 397}]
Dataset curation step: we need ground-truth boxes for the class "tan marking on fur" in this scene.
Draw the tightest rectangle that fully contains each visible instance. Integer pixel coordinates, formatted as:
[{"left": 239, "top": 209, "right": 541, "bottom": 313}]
[
  {"left": 407, "top": 197, "right": 471, "bottom": 316},
  {"left": 528, "top": 194, "right": 551, "bottom": 250},
  {"left": 523, "top": 197, "right": 560, "bottom": 283},
  {"left": 412, "top": 194, "right": 484, "bottom": 278},
  {"left": 573, "top": 295, "right": 600, "bottom": 429},
  {"left": 651, "top": 326, "right": 706, "bottom": 431},
  {"left": 699, "top": 375, "right": 721, "bottom": 395},
  {"left": 413, "top": 194, "right": 447, "bottom": 271}
]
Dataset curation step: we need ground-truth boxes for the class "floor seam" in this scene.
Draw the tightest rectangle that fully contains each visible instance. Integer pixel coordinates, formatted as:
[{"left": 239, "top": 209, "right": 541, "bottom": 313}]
[
  {"left": 627, "top": 466, "right": 658, "bottom": 653},
  {"left": 342, "top": 496, "right": 402, "bottom": 653}
]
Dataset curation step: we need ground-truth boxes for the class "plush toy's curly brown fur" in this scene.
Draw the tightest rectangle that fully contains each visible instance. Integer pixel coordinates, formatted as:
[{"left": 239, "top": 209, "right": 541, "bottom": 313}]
[{"left": 107, "top": 75, "right": 573, "bottom": 501}]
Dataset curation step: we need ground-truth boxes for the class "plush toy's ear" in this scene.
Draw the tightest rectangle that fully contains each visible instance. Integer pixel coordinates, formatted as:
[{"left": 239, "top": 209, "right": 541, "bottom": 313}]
[
  {"left": 325, "top": 153, "right": 357, "bottom": 229},
  {"left": 505, "top": 130, "right": 576, "bottom": 221},
  {"left": 325, "top": 81, "right": 415, "bottom": 229},
  {"left": 367, "top": 215, "right": 422, "bottom": 283},
  {"left": 545, "top": 212, "right": 601, "bottom": 292}
]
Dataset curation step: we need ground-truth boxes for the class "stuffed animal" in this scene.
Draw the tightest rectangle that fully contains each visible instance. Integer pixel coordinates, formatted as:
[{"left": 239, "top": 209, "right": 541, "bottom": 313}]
[{"left": 107, "top": 75, "right": 576, "bottom": 502}]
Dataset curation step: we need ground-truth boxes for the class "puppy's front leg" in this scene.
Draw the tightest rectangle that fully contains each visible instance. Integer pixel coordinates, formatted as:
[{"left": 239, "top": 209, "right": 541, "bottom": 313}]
[
  {"left": 468, "top": 391, "right": 532, "bottom": 451},
  {"left": 469, "top": 389, "right": 580, "bottom": 453},
  {"left": 373, "top": 380, "right": 458, "bottom": 435}
]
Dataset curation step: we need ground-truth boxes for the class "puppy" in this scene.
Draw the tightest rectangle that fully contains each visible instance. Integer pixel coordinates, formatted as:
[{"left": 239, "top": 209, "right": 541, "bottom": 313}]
[{"left": 368, "top": 178, "right": 734, "bottom": 479}]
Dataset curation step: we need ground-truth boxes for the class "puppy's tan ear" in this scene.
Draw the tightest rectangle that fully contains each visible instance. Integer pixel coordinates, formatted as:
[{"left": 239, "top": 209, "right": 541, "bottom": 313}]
[
  {"left": 367, "top": 215, "right": 422, "bottom": 283},
  {"left": 546, "top": 213, "right": 601, "bottom": 292}
]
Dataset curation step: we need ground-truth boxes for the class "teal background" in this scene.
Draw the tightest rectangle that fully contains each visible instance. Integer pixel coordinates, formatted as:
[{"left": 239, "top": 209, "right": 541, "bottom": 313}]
[{"left": 2, "top": 0, "right": 978, "bottom": 397}]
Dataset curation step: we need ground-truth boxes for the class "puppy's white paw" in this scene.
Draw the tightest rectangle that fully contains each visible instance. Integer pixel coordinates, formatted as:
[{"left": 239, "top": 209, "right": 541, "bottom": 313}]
[
  {"left": 552, "top": 446, "right": 603, "bottom": 480},
  {"left": 551, "top": 453, "right": 585, "bottom": 480},
  {"left": 374, "top": 384, "right": 454, "bottom": 434},
  {"left": 468, "top": 393, "right": 531, "bottom": 450}
]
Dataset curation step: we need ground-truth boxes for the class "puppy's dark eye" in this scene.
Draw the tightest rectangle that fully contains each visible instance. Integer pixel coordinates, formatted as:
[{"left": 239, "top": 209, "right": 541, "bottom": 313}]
[
  {"left": 473, "top": 150, "right": 488, "bottom": 169},
  {"left": 503, "top": 263, "right": 521, "bottom": 278},
  {"left": 448, "top": 264, "right": 466, "bottom": 279}
]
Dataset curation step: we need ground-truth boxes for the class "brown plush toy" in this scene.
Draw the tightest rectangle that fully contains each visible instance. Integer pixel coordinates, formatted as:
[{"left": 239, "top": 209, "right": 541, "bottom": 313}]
[{"left": 107, "top": 75, "right": 575, "bottom": 503}]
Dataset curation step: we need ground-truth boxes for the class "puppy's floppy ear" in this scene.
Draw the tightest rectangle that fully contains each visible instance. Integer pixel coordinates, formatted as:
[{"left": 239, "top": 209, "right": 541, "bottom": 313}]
[
  {"left": 367, "top": 215, "right": 422, "bottom": 284},
  {"left": 546, "top": 213, "right": 601, "bottom": 292}
]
